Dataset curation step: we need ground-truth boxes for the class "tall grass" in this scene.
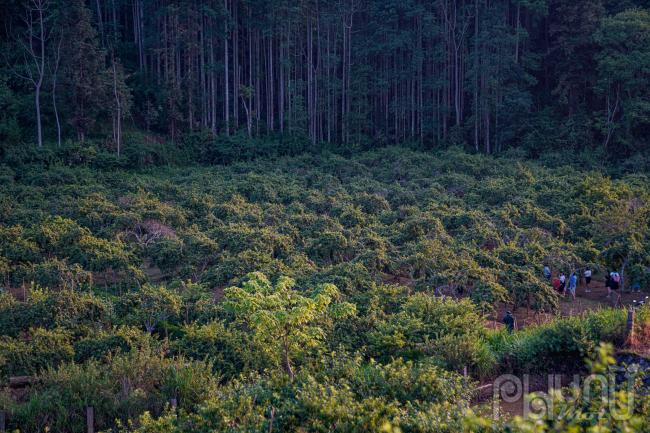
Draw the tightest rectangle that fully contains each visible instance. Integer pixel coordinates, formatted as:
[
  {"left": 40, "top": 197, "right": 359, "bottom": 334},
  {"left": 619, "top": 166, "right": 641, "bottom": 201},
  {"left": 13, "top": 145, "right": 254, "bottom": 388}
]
[{"left": 483, "top": 308, "right": 628, "bottom": 374}]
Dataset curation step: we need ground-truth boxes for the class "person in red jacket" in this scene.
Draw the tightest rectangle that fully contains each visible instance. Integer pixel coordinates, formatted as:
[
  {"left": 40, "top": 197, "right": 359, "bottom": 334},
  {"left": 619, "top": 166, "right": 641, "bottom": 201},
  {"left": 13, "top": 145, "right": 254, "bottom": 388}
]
[{"left": 552, "top": 276, "right": 561, "bottom": 293}]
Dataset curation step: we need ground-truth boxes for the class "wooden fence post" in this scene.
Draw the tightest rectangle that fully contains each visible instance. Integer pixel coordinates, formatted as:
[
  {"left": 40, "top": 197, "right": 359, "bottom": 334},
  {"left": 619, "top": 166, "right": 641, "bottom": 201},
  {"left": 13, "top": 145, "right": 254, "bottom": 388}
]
[
  {"left": 86, "top": 406, "right": 94, "bottom": 433},
  {"left": 627, "top": 308, "right": 636, "bottom": 340}
]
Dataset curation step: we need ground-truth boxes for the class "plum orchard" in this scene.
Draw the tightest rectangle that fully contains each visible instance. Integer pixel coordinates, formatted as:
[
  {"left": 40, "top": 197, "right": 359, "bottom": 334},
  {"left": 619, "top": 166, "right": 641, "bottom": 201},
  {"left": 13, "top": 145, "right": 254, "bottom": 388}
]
[
  {"left": 2, "top": 148, "right": 647, "bottom": 310},
  {"left": 0, "top": 147, "right": 648, "bottom": 432}
]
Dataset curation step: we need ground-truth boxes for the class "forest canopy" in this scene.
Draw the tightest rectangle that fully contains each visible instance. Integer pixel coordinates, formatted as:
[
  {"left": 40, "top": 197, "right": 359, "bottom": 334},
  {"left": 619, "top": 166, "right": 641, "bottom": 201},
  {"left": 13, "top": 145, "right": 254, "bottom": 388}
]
[{"left": 0, "top": 0, "right": 650, "bottom": 159}]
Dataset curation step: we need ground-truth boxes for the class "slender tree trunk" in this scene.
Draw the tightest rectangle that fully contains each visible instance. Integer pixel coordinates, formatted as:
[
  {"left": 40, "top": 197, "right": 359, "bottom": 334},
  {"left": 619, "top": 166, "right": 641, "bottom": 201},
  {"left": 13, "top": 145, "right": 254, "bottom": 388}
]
[
  {"left": 603, "top": 84, "right": 620, "bottom": 149},
  {"left": 474, "top": 0, "right": 479, "bottom": 151},
  {"left": 210, "top": 37, "right": 217, "bottom": 133},
  {"left": 514, "top": 2, "right": 521, "bottom": 63},
  {"left": 112, "top": 58, "right": 122, "bottom": 156},
  {"left": 268, "top": 36, "right": 274, "bottom": 131},
  {"left": 282, "top": 333, "right": 294, "bottom": 381},
  {"left": 52, "top": 35, "right": 62, "bottom": 146},
  {"left": 241, "top": 91, "right": 252, "bottom": 138},
  {"left": 34, "top": 3, "right": 46, "bottom": 148},
  {"left": 224, "top": 0, "right": 230, "bottom": 135},
  {"left": 35, "top": 82, "right": 43, "bottom": 148},
  {"left": 232, "top": 0, "right": 241, "bottom": 131},
  {"left": 95, "top": 0, "right": 104, "bottom": 44}
]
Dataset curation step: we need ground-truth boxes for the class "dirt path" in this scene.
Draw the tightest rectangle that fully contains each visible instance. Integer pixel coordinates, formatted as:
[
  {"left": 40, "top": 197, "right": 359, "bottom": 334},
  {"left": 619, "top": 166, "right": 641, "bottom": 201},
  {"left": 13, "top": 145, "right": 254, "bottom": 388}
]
[
  {"left": 488, "top": 280, "right": 647, "bottom": 330},
  {"left": 481, "top": 280, "right": 649, "bottom": 418}
]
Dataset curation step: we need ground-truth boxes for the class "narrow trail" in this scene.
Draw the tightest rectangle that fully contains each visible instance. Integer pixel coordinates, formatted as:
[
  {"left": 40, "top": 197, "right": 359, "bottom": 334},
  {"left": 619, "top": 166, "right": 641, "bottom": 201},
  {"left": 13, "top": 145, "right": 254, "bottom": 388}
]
[
  {"left": 479, "top": 279, "right": 649, "bottom": 419},
  {"left": 489, "top": 279, "right": 647, "bottom": 330},
  {"left": 379, "top": 273, "right": 646, "bottom": 330}
]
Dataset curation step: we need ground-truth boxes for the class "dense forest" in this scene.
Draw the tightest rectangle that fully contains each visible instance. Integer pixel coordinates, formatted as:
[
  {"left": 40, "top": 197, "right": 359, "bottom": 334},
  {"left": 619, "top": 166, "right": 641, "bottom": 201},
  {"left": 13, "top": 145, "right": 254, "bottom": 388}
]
[
  {"left": 1, "top": 0, "right": 650, "bottom": 432},
  {"left": 1, "top": 0, "right": 650, "bottom": 157}
]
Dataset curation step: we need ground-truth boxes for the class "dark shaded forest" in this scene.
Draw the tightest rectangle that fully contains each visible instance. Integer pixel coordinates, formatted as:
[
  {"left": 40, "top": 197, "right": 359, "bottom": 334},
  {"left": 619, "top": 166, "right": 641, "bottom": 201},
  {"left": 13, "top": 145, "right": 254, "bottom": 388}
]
[{"left": 1, "top": 0, "right": 650, "bottom": 159}]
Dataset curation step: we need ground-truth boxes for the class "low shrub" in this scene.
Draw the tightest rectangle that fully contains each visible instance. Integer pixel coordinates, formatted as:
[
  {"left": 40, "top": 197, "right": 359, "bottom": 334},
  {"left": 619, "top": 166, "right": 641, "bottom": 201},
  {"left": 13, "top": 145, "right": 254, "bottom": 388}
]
[
  {"left": 487, "top": 308, "right": 628, "bottom": 374},
  {"left": 0, "top": 327, "right": 74, "bottom": 378}
]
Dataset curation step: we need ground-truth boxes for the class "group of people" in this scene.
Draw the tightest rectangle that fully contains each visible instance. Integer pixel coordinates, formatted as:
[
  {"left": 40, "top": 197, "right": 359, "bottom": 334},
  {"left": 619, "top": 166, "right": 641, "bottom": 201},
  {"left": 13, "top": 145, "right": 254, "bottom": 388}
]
[
  {"left": 504, "top": 265, "right": 639, "bottom": 333},
  {"left": 545, "top": 265, "right": 588, "bottom": 301},
  {"left": 544, "top": 264, "right": 624, "bottom": 305}
]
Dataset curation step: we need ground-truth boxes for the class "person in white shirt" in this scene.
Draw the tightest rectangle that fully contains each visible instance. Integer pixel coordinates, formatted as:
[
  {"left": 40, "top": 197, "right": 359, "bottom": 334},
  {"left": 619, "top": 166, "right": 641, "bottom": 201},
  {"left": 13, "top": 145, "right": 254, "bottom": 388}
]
[
  {"left": 609, "top": 271, "right": 621, "bottom": 306},
  {"left": 584, "top": 267, "right": 592, "bottom": 293}
]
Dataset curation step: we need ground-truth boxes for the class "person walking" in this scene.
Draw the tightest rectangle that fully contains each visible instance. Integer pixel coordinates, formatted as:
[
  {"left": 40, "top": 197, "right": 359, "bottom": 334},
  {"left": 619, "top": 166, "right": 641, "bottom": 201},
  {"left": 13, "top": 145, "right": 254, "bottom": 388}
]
[
  {"left": 543, "top": 264, "right": 551, "bottom": 281},
  {"left": 584, "top": 267, "right": 592, "bottom": 293},
  {"left": 568, "top": 272, "right": 578, "bottom": 301},
  {"left": 610, "top": 271, "right": 621, "bottom": 306},
  {"left": 503, "top": 311, "right": 516, "bottom": 333},
  {"left": 559, "top": 272, "right": 566, "bottom": 296}
]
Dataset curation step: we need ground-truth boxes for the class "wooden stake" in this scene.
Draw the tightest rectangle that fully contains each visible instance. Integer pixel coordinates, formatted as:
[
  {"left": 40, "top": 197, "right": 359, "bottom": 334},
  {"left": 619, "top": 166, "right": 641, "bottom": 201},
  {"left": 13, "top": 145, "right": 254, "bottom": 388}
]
[
  {"left": 627, "top": 308, "right": 636, "bottom": 340},
  {"left": 86, "top": 406, "right": 94, "bottom": 433}
]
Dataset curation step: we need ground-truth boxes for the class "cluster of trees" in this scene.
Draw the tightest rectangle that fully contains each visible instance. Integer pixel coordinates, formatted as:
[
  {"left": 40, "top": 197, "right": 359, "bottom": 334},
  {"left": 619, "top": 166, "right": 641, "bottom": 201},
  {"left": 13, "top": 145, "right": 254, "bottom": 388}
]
[
  {"left": 1, "top": 0, "right": 650, "bottom": 156},
  {"left": 0, "top": 274, "right": 645, "bottom": 431},
  {"left": 0, "top": 142, "right": 649, "bottom": 430},
  {"left": 2, "top": 147, "right": 649, "bottom": 314},
  {"left": 1, "top": 0, "right": 131, "bottom": 151}
]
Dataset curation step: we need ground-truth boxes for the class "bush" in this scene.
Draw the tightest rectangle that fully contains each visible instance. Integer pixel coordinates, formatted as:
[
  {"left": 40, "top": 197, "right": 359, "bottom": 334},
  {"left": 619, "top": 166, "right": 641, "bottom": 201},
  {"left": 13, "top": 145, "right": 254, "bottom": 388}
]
[
  {"left": 368, "top": 294, "right": 495, "bottom": 375},
  {"left": 487, "top": 308, "right": 628, "bottom": 374},
  {"left": 0, "top": 327, "right": 74, "bottom": 378},
  {"left": 171, "top": 321, "right": 252, "bottom": 378},
  {"left": 0, "top": 289, "right": 111, "bottom": 337},
  {"left": 73, "top": 327, "right": 142, "bottom": 362}
]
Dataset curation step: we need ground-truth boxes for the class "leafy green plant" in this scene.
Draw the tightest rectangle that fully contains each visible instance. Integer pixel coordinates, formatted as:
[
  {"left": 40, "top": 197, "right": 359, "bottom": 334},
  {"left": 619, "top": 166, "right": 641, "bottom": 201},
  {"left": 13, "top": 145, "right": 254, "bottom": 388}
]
[
  {"left": 224, "top": 272, "right": 356, "bottom": 380},
  {"left": 0, "top": 327, "right": 74, "bottom": 378}
]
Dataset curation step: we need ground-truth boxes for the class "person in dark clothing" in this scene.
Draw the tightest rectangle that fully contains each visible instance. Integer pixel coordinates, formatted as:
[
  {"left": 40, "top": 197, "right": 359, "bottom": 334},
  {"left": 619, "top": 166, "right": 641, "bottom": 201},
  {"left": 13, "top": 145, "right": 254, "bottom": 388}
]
[
  {"left": 609, "top": 271, "right": 621, "bottom": 306},
  {"left": 605, "top": 272, "right": 612, "bottom": 298},
  {"left": 503, "top": 311, "right": 516, "bottom": 333}
]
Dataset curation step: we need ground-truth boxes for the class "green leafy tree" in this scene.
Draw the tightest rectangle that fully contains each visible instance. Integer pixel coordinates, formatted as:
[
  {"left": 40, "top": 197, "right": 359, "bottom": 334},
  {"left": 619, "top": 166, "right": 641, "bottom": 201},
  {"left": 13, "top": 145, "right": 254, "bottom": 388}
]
[
  {"left": 123, "top": 285, "right": 182, "bottom": 334},
  {"left": 224, "top": 272, "right": 356, "bottom": 380},
  {"left": 368, "top": 293, "right": 495, "bottom": 376},
  {"left": 0, "top": 327, "right": 74, "bottom": 378},
  {"left": 0, "top": 73, "right": 21, "bottom": 145},
  {"left": 60, "top": 0, "right": 109, "bottom": 142},
  {"left": 582, "top": 176, "right": 650, "bottom": 286},
  {"left": 547, "top": 0, "right": 605, "bottom": 113}
]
